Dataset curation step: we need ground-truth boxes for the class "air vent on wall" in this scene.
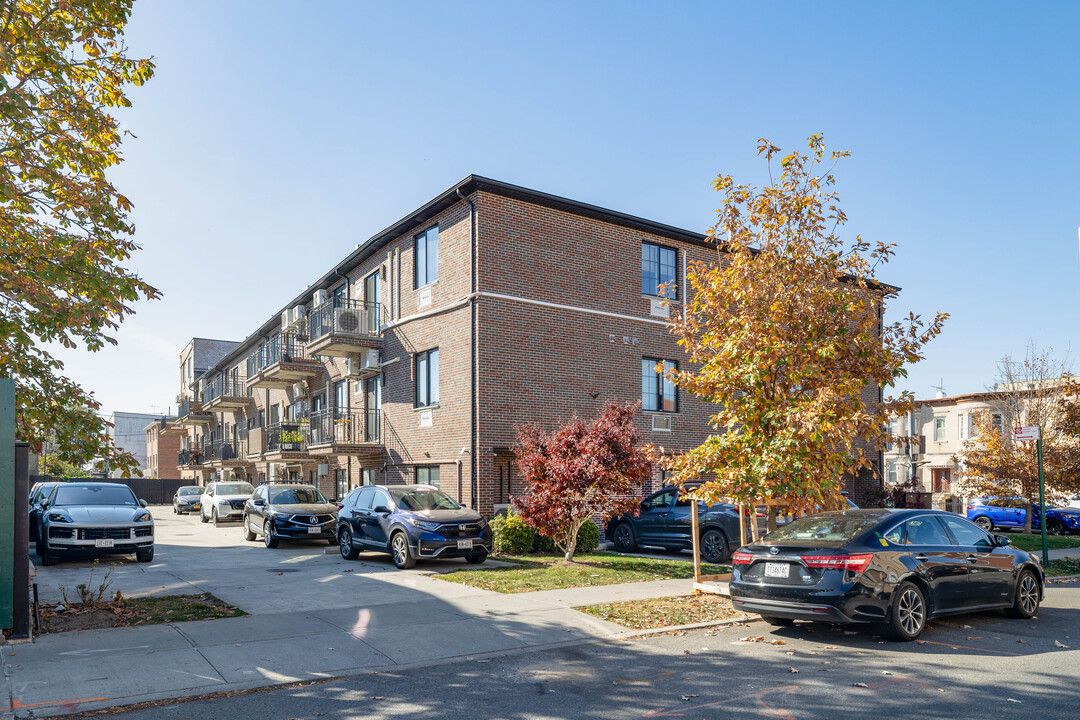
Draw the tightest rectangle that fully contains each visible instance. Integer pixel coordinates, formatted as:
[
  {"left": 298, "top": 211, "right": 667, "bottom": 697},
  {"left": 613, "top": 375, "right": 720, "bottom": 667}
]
[{"left": 651, "top": 415, "right": 672, "bottom": 432}]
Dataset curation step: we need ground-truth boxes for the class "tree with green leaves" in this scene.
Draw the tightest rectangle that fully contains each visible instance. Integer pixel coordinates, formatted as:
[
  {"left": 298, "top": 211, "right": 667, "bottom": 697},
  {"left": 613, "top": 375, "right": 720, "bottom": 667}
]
[
  {"left": 654, "top": 135, "right": 947, "bottom": 514},
  {"left": 1, "top": 0, "right": 157, "bottom": 474}
]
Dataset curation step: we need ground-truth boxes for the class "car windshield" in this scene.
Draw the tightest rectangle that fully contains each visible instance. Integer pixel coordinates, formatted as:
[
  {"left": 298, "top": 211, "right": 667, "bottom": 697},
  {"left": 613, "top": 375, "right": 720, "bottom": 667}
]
[
  {"left": 215, "top": 483, "right": 254, "bottom": 496},
  {"left": 269, "top": 487, "right": 326, "bottom": 504},
  {"left": 52, "top": 485, "right": 137, "bottom": 507},
  {"left": 177, "top": 487, "right": 200, "bottom": 496},
  {"left": 390, "top": 488, "right": 460, "bottom": 511},
  {"left": 765, "top": 514, "right": 884, "bottom": 542}
]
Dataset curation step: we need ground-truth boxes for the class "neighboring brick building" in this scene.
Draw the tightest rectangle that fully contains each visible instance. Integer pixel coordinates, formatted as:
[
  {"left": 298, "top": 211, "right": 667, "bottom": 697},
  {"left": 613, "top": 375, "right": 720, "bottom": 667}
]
[
  {"left": 167, "top": 176, "right": 887, "bottom": 510},
  {"left": 144, "top": 417, "right": 183, "bottom": 479}
]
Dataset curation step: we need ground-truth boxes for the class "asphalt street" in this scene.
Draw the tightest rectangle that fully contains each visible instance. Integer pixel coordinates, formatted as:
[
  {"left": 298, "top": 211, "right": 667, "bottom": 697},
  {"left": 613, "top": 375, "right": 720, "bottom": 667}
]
[{"left": 99, "top": 580, "right": 1080, "bottom": 720}]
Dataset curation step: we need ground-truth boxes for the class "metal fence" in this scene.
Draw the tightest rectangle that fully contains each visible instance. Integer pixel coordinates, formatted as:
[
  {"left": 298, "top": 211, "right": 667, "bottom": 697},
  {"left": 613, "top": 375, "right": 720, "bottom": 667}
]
[{"left": 30, "top": 476, "right": 192, "bottom": 505}]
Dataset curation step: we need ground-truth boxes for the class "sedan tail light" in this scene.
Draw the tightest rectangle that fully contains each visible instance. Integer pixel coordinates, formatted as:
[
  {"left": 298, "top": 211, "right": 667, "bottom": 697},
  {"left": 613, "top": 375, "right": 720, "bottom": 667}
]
[
  {"left": 801, "top": 553, "right": 874, "bottom": 573},
  {"left": 732, "top": 551, "right": 754, "bottom": 565},
  {"left": 336, "top": 503, "right": 344, "bottom": 510}
]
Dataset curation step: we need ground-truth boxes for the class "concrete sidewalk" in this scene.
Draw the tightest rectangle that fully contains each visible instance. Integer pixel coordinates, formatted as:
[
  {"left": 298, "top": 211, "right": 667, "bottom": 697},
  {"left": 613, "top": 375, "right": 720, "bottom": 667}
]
[{"left": 1, "top": 574, "right": 705, "bottom": 718}]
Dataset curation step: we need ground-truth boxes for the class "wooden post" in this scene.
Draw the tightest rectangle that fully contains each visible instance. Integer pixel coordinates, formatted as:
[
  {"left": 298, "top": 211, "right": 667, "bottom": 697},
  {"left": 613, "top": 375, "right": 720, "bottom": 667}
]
[
  {"left": 750, "top": 499, "right": 761, "bottom": 542},
  {"left": 738, "top": 504, "right": 747, "bottom": 547},
  {"left": 690, "top": 499, "right": 701, "bottom": 580},
  {"left": 0, "top": 379, "right": 14, "bottom": 630}
]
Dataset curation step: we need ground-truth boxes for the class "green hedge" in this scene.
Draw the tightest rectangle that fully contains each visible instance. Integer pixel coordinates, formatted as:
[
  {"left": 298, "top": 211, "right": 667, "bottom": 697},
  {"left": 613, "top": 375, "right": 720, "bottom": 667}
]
[{"left": 491, "top": 512, "right": 535, "bottom": 555}]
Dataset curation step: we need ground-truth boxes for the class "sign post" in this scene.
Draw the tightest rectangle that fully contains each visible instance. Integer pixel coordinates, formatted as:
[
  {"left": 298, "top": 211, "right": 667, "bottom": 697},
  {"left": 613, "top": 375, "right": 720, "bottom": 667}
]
[{"left": 1015, "top": 426, "right": 1048, "bottom": 564}]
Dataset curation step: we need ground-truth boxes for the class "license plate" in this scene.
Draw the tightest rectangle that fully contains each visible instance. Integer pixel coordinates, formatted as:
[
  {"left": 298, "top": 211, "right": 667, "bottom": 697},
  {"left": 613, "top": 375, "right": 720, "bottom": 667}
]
[
  {"left": 764, "top": 562, "right": 789, "bottom": 578},
  {"left": 192, "top": 504, "right": 200, "bottom": 510},
  {"left": 94, "top": 539, "right": 115, "bottom": 548},
  {"left": 307, "top": 527, "right": 321, "bottom": 534},
  {"left": 457, "top": 539, "right": 473, "bottom": 550}
]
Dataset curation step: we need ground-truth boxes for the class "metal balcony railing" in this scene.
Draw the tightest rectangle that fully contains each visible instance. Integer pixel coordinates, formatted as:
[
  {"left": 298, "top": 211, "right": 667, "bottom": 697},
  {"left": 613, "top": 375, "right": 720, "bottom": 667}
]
[
  {"left": 202, "top": 374, "right": 247, "bottom": 403},
  {"left": 178, "top": 446, "right": 206, "bottom": 466},
  {"left": 178, "top": 398, "right": 204, "bottom": 418},
  {"left": 246, "top": 331, "right": 309, "bottom": 377},
  {"left": 266, "top": 422, "right": 308, "bottom": 453},
  {"left": 308, "top": 300, "right": 380, "bottom": 342},
  {"left": 207, "top": 439, "right": 248, "bottom": 462},
  {"left": 307, "top": 409, "right": 381, "bottom": 447}
]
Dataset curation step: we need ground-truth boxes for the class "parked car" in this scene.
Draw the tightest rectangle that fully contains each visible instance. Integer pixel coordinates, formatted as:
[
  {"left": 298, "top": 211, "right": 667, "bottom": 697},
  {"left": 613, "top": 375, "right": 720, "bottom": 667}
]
[
  {"left": 728, "top": 509, "right": 1043, "bottom": 640},
  {"left": 242, "top": 483, "right": 338, "bottom": 548},
  {"left": 1070, "top": 493, "right": 1080, "bottom": 510},
  {"left": 966, "top": 497, "right": 1080, "bottom": 534},
  {"left": 173, "top": 485, "right": 202, "bottom": 515},
  {"left": 200, "top": 481, "right": 255, "bottom": 526},
  {"left": 336, "top": 484, "right": 492, "bottom": 569},
  {"left": 36, "top": 482, "right": 155, "bottom": 565},
  {"left": 606, "top": 485, "right": 741, "bottom": 563},
  {"left": 28, "top": 481, "right": 59, "bottom": 542}
]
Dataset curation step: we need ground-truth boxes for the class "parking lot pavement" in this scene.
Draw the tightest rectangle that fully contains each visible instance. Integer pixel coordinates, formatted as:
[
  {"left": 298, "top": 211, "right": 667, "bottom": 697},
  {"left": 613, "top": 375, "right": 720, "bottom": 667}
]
[{"left": 97, "top": 581, "right": 1080, "bottom": 720}]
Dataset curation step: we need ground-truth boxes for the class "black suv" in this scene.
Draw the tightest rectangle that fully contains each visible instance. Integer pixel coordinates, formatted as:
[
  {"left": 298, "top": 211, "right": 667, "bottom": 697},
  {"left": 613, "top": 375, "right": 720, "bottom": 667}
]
[
  {"left": 606, "top": 485, "right": 741, "bottom": 563},
  {"left": 242, "top": 483, "right": 338, "bottom": 548}
]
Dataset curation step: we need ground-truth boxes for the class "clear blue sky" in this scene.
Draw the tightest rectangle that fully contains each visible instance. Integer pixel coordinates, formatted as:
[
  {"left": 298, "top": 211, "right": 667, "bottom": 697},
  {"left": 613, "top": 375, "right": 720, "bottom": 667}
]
[{"left": 58, "top": 0, "right": 1080, "bottom": 416}]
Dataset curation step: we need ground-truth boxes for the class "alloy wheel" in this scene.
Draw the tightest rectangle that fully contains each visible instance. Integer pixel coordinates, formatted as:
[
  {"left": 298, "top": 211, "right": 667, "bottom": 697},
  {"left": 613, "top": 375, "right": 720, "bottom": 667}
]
[
  {"left": 340, "top": 530, "right": 351, "bottom": 556},
  {"left": 1019, "top": 574, "right": 1039, "bottom": 615},
  {"left": 615, "top": 524, "right": 633, "bottom": 550},
  {"left": 897, "top": 587, "right": 925, "bottom": 636},
  {"left": 392, "top": 534, "right": 408, "bottom": 566},
  {"left": 974, "top": 517, "right": 992, "bottom": 531}
]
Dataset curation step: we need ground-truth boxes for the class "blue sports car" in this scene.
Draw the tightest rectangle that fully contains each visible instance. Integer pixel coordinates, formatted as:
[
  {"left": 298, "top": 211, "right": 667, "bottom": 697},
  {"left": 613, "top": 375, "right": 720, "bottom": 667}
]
[{"left": 966, "top": 498, "right": 1080, "bottom": 535}]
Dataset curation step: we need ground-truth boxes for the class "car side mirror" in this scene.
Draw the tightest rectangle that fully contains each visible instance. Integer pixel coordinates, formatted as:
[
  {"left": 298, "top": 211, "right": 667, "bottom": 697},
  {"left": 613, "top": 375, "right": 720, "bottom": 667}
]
[
  {"left": 995, "top": 534, "right": 1011, "bottom": 547},
  {"left": 640, "top": 501, "right": 651, "bottom": 511},
  {"left": 373, "top": 505, "right": 390, "bottom": 514},
  {"left": 139, "top": 499, "right": 148, "bottom": 508},
  {"left": 254, "top": 498, "right": 265, "bottom": 507}
]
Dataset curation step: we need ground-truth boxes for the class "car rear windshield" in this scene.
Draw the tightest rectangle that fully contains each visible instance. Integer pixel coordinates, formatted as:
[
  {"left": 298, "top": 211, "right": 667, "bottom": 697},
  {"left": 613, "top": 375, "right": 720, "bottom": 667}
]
[
  {"left": 390, "top": 488, "right": 460, "bottom": 511},
  {"left": 765, "top": 515, "right": 883, "bottom": 543},
  {"left": 216, "top": 483, "right": 254, "bottom": 496},
  {"left": 53, "top": 485, "right": 137, "bottom": 507},
  {"left": 177, "top": 487, "right": 200, "bottom": 496},
  {"left": 269, "top": 487, "right": 326, "bottom": 504}
]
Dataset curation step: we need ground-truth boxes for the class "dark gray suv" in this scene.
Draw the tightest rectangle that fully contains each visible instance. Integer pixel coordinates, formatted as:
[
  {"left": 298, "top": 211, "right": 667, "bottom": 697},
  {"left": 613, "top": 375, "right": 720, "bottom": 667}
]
[{"left": 606, "top": 485, "right": 740, "bottom": 563}]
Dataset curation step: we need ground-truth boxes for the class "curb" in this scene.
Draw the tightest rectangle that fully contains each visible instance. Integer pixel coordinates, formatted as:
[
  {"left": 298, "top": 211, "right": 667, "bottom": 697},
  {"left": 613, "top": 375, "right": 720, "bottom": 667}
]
[{"left": 610, "top": 614, "right": 759, "bottom": 639}]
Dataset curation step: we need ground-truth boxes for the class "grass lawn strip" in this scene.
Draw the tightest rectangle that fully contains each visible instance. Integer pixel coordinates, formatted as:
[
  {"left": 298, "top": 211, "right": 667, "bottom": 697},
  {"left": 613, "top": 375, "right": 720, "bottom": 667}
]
[
  {"left": 580, "top": 594, "right": 742, "bottom": 630},
  {"left": 436, "top": 552, "right": 729, "bottom": 594},
  {"left": 39, "top": 593, "right": 247, "bottom": 633},
  {"left": 1003, "top": 534, "right": 1080, "bottom": 552},
  {"left": 1045, "top": 558, "right": 1080, "bottom": 577}
]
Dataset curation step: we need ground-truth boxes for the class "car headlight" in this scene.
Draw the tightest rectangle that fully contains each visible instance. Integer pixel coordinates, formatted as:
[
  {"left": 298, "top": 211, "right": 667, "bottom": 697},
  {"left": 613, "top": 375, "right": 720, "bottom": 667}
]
[
  {"left": 406, "top": 517, "right": 441, "bottom": 531},
  {"left": 133, "top": 511, "right": 152, "bottom": 522},
  {"left": 47, "top": 512, "right": 72, "bottom": 523}
]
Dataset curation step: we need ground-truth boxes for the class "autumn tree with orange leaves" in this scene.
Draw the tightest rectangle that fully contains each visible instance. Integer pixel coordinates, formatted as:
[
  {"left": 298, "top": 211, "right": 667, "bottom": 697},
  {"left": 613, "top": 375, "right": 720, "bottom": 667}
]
[
  {"left": 653, "top": 135, "right": 947, "bottom": 514},
  {"left": 0, "top": 1, "right": 157, "bottom": 474}
]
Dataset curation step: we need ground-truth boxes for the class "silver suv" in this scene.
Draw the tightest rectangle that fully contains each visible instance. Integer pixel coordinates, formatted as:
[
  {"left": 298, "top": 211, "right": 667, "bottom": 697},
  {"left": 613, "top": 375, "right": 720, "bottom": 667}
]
[
  {"left": 200, "top": 481, "right": 255, "bottom": 526},
  {"left": 37, "top": 482, "right": 154, "bottom": 565}
]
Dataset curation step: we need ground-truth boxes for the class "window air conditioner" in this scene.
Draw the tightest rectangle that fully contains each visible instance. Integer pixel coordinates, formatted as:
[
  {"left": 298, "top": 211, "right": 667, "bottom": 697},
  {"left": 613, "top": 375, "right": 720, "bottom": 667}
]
[
  {"left": 651, "top": 415, "right": 673, "bottom": 432},
  {"left": 335, "top": 308, "right": 362, "bottom": 333}
]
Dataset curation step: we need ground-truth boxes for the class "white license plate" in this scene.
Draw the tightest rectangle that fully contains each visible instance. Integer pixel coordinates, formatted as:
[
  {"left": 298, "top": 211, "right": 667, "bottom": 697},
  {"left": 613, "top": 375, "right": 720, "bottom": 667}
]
[
  {"left": 94, "top": 539, "right": 115, "bottom": 548},
  {"left": 457, "top": 539, "right": 473, "bottom": 550},
  {"left": 764, "top": 562, "right": 789, "bottom": 578},
  {"left": 307, "top": 527, "right": 322, "bottom": 534}
]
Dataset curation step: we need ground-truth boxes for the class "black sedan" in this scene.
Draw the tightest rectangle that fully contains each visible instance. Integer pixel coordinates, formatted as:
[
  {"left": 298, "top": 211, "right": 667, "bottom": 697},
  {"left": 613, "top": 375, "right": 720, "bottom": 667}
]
[
  {"left": 606, "top": 485, "right": 741, "bottom": 563},
  {"left": 242, "top": 483, "right": 337, "bottom": 548},
  {"left": 729, "top": 509, "right": 1043, "bottom": 640},
  {"left": 172, "top": 485, "right": 201, "bottom": 515}
]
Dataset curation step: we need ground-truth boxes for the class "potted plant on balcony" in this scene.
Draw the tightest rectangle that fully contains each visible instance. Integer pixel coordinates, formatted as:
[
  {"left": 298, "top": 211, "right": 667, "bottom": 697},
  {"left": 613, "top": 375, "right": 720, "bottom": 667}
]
[{"left": 279, "top": 429, "right": 305, "bottom": 451}]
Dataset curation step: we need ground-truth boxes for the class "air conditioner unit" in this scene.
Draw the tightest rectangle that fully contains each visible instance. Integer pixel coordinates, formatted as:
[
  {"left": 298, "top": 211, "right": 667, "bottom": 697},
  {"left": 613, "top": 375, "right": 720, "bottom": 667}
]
[
  {"left": 335, "top": 308, "right": 362, "bottom": 334},
  {"left": 651, "top": 415, "right": 673, "bottom": 432},
  {"left": 313, "top": 289, "right": 329, "bottom": 307},
  {"left": 281, "top": 310, "right": 290, "bottom": 331},
  {"left": 291, "top": 382, "right": 305, "bottom": 397},
  {"left": 345, "top": 349, "right": 379, "bottom": 377},
  {"left": 290, "top": 305, "right": 306, "bottom": 325}
]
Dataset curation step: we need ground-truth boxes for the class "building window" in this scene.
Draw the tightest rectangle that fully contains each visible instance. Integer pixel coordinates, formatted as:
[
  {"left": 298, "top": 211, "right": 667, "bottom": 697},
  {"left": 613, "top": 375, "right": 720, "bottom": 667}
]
[
  {"left": 414, "top": 226, "right": 439, "bottom": 288},
  {"left": 969, "top": 413, "right": 979, "bottom": 438},
  {"left": 334, "top": 380, "right": 349, "bottom": 414},
  {"left": 336, "top": 469, "right": 347, "bottom": 499},
  {"left": 933, "top": 417, "right": 946, "bottom": 442},
  {"left": 957, "top": 413, "right": 966, "bottom": 440},
  {"left": 269, "top": 404, "right": 280, "bottom": 425},
  {"left": 365, "top": 270, "right": 380, "bottom": 307},
  {"left": 886, "top": 461, "right": 898, "bottom": 485},
  {"left": 417, "top": 465, "right": 440, "bottom": 486},
  {"left": 641, "top": 242, "right": 677, "bottom": 299},
  {"left": 415, "top": 348, "right": 439, "bottom": 407},
  {"left": 991, "top": 413, "right": 1004, "bottom": 436},
  {"left": 642, "top": 358, "right": 677, "bottom": 413}
]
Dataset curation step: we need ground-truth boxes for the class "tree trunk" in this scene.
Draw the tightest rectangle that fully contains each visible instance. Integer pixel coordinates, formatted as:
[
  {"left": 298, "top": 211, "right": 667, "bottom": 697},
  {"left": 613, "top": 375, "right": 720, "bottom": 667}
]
[
  {"left": 564, "top": 521, "right": 582, "bottom": 562},
  {"left": 1024, "top": 496, "right": 1033, "bottom": 534},
  {"left": 766, "top": 506, "right": 778, "bottom": 533}
]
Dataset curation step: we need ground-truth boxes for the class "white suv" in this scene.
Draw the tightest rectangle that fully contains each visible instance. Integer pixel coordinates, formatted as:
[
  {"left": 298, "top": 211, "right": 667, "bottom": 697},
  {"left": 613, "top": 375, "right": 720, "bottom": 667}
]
[
  {"left": 200, "top": 481, "right": 255, "bottom": 526},
  {"left": 1070, "top": 493, "right": 1080, "bottom": 509}
]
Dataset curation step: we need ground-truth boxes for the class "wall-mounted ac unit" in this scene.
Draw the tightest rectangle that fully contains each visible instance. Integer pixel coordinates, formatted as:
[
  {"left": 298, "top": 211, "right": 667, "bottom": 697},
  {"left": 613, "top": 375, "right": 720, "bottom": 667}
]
[
  {"left": 313, "top": 289, "right": 329, "bottom": 307},
  {"left": 335, "top": 308, "right": 362, "bottom": 333},
  {"left": 281, "top": 310, "right": 290, "bottom": 331},
  {"left": 291, "top": 382, "right": 306, "bottom": 397},
  {"left": 290, "top": 305, "right": 306, "bottom": 326},
  {"left": 651, "top": 415, "right": 673, "bottom": 432},
  {"left": 345, "top": 349, "right": 379, "bottom": 377}
]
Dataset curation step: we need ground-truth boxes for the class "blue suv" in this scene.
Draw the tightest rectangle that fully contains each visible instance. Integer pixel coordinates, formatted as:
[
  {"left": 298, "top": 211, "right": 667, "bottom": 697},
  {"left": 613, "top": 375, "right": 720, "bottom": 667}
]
[
  {"left": 336, "top": 484, "right": 492, "bottom": 568},
  {"left": 967, "top": 497, "right": 1080, "bottom": 535}
]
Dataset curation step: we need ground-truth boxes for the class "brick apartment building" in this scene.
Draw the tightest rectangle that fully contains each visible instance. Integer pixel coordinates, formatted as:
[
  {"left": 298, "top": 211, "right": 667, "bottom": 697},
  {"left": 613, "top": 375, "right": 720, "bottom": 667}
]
[
  {"left": 144, "top": 416, "right": 183, "bottom": 479},
  {"left": 163, "top": 176, "right": 885, "bottom": 513}
]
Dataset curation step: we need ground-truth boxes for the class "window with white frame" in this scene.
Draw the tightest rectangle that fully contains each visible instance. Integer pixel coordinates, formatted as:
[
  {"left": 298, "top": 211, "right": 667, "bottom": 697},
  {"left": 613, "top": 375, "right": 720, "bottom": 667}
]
[
  {"left": 933, "top": 417, "right": 946, "bottom": 442},
  {"left": 957, "top": 413, "right": 966, "bottom": 440},
  {"left": 886, "top": 460, "right": 899, "bottom": 486},
  {"left": 969, "top": 413, "right": 980, "bottom": 438}
]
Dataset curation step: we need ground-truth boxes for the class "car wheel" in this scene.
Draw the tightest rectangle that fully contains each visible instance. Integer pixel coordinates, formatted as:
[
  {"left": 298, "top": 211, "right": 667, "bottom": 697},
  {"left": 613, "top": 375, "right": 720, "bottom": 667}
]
[
  {"left": 613, "top": 522, "right": 637, "bottom": 553},
  {"left": 1005, "top": 569, "right": 1041, "bottom": 619},
  {"left": 760, "top": 615, "right": 795, "bottom": 627},
  {"left": 200, "top": 507, "right": 209, "bottom": 523},
  {"left": 36, "top": 537, "right": 56, "bottom": 566},
  {"left": 391, "top": 531, "right": 415, "bottom": 569},
  {"left": 700, "top": 528, "right": 729, "bottom": 564},
  {"left": 885, "top": 581, "right": 927, "bottom": 641},
  {"left": 136, "top": 547, "right": 154, "bottom": 563},
  {"left": 1046, "top": 519, "right": 1065, "bottom": 536},
  {"left": 973, "top": 516, "right": 993, "bottom": 532},
  {"left": 263, "top": 521, "right": 279, "bottom": 548},
  {"left": 466, "top": 550, "right": 488, "bottom": 565},
  {"left": 212, "top": 508, "right": 220, "bottom": 527},
  {"left": 243, "top": 516, "right": 257, "bottom": 542},
  {"left": 173, "top": 505, "right": 178, "bottom": 515},
  {"left": 339, "top": 527, "right": 360, "bottom": 560}
]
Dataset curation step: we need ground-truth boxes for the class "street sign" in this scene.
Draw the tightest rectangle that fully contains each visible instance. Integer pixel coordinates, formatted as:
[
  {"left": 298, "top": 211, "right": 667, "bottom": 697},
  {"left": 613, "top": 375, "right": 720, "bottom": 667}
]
[{"left": 1014, "top": 426, "right": 1040, "bottom": 441}]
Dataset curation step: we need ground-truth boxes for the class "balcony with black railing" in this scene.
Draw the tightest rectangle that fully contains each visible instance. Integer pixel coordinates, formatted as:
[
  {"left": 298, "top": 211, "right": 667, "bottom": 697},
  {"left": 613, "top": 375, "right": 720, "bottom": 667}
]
[
  {"left": 245, "top": 332, "right": 321, "bottom": 389},
  {"left": 306, "top": 409, "right": 382, "bottom": 454},
  {"left": 202, "top": 374, "right": 252, "bottom": 412},
  {"left": 177, "top": 444, "right": 206, "bottom": 468},
  {"left": 264, "top": 421, "right": 311, "bottom": 458},
  {"left": 305, "top": 299, "right": 381, "bottom": 357},
  {"left": 205, "top": 439, "right": 250, "bottom": 466},
  {"left": 176, "top": 398, "right": 213, "bottom": 426}
]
